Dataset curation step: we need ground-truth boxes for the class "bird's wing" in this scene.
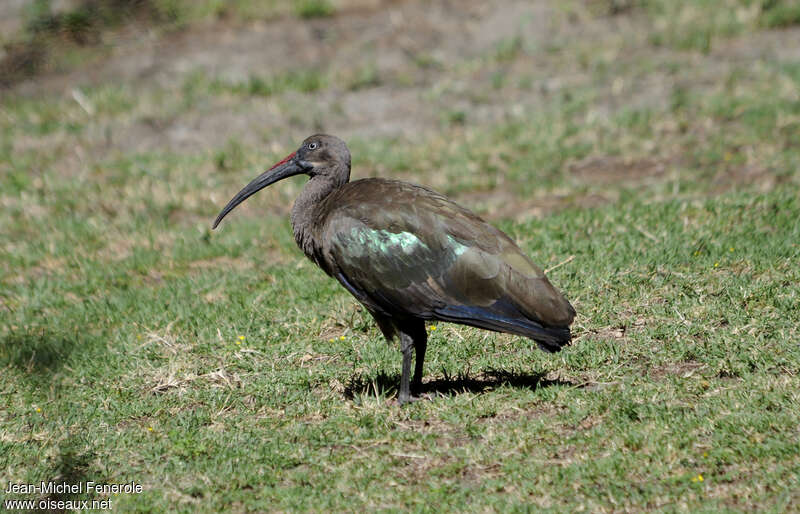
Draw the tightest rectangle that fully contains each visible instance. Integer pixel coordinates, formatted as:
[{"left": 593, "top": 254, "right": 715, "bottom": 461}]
[{"left": 317, "top": 179, "right": 575, "bottom": 347}]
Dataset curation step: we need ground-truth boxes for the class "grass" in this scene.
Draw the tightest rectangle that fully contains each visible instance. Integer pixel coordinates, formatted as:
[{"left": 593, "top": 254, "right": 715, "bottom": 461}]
[
  {"left": 2, "top": 185, "right": 798, "bottom": 510},
  {"left": 295, "top": 0, "right": 336, "bottom": 19},
  {"left": 2, "top": 0, "right": 800, "bottom": 511}
]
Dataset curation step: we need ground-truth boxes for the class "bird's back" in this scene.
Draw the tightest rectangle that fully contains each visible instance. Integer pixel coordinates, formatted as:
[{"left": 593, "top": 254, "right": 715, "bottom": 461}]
[{"left": 312, "top": 178, "right": 575, "bottom": 349}]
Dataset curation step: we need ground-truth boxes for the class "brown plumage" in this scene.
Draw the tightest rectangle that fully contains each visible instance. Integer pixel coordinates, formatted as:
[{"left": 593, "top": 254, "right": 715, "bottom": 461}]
[{"left": 214, "top": 134, "right": 575, "bottom": 404}]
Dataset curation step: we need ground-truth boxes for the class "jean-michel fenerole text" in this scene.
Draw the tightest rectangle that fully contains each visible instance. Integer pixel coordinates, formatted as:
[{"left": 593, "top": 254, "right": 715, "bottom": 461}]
[{"left": 5, "top": 480, "right": 143, "bottom": 495}]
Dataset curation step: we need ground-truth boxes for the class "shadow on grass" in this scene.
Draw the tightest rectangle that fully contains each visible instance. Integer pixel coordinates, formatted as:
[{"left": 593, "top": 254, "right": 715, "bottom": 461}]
[
  {"left": 0, "top": 328, "right": 79, "bottom": 375},
  {"left": 41, "top": 436, "right": 102, "bottom": 504},
  {"left": 344, "top": 368, "right": 575, "bottom": 400}
]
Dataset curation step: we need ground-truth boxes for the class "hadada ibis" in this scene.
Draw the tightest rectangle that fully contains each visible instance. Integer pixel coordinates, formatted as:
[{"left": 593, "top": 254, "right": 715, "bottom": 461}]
[{"left": 213, "top": 134, "right": 575, "bottom": 404}]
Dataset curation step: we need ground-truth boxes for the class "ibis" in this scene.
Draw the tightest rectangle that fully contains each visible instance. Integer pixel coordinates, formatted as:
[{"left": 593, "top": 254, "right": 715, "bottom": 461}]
[{"left": 213, "top": 135, "right": 575, "bottom": 404}]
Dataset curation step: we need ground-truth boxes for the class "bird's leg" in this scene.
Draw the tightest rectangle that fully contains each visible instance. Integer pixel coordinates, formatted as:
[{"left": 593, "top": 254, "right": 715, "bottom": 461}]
[
  {"left": 398, "top": 330, "right": 414, "bottom": 405},
  {"left": 370, "top": 311, "right": 397, "bottom": 343},
  {"left": 397, "top": 319, "right": 427, "bottom": 404},
  {"left": 369, "top": 312, "right": 426, "bottom": 405}
]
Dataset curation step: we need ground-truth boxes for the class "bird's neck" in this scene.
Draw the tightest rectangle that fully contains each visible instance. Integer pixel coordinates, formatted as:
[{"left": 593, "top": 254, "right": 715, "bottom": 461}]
[{"left": 291, "top": 175, "right": 343, "bottom": 259}]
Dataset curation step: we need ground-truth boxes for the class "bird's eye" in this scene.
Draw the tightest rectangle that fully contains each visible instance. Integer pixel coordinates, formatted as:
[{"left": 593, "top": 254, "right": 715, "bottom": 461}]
[{"left": 307, "top": 142, "right": 318, "bottom": 150}]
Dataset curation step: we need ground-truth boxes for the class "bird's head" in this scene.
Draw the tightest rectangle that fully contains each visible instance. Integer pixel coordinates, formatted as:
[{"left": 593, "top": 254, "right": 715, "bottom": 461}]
[{"left": 212, "top": 134, "right": 350, "bottom": 229}]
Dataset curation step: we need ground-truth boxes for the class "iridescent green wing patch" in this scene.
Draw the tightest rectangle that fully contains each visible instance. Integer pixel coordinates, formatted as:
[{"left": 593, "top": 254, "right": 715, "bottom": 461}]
[
  {"left": 345, "top": 227, "right": 430, "bottom": 258},
  {"left": 327, "top": 219, "right": 458, "bottom": 291}
]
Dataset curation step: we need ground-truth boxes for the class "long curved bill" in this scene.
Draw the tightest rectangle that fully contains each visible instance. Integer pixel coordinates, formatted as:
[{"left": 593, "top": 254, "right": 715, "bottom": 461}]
[{"left": 212, "top": 152, "right": 304, "bottom": 229}]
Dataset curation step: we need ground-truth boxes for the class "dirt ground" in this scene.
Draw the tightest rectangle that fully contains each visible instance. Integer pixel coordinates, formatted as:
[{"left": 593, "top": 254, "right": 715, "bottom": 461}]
[
  {"left": 5, "top": 1, "right": 797, "bottom": 143},
  {"left": 3, "top": 0, "right": 799, "bottom": 219}
]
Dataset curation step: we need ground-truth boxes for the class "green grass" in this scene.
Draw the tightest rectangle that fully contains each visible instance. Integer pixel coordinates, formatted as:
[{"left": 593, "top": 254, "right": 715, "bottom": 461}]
[
  {"left": 295, "top": 0, "right": 336, "bottom": 19},
  {"left": 2, "top": 0, "right": 800, "bottom": 511},
  {"left": 218, "top": 70, "right": 328, "bottom": 97},
  {"left": 2, "top": 184, "right": 798, "bottom": 510}
]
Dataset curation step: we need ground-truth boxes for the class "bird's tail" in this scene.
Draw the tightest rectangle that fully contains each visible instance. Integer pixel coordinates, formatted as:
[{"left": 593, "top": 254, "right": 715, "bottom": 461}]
[
  {"left": 432, "top": 304, "right": 572, "bottom": 352},
  {"left": 530, "top": 326, "right": 571, "bottom": 353}
]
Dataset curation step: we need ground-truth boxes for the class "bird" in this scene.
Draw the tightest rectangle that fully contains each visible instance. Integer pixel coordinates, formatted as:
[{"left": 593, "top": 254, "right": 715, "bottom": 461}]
[{"left": 213, "top": 134, "right": 576, "bottom": 404}]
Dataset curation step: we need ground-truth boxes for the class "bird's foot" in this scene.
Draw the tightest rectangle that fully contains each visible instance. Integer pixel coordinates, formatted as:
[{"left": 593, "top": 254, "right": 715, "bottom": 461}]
[
  {"left": 397, "top": 393, "right": 417, "bottom": 405},
  {"left": 397, "top": 392, "right": 432, "bottom": 405}
]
